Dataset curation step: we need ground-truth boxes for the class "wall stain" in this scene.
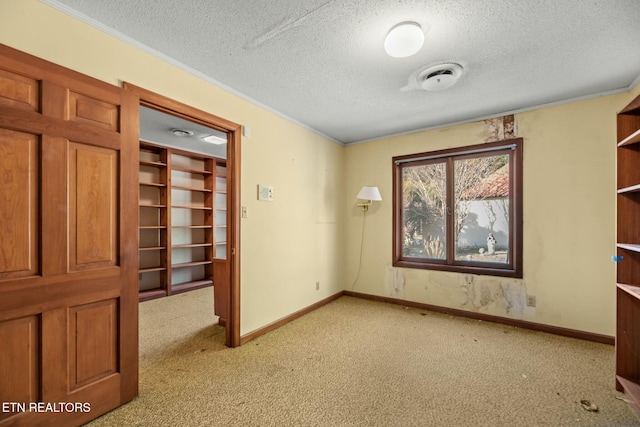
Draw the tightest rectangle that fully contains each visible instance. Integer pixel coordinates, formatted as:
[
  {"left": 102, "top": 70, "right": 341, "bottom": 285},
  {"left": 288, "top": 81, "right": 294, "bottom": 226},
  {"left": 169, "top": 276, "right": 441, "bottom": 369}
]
[
  {"left": 384, "top": 265, "right": 405, "bottom": 299},
  {"left": 480, "top": 114, "right": 517, "bottom": 142},
  {"left": 461, "top": 276, "right": 529, "bottom": 316}
]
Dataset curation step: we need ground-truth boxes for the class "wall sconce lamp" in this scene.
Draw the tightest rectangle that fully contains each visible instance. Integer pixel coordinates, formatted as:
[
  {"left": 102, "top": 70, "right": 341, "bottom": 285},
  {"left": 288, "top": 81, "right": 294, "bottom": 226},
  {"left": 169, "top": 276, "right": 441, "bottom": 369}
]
[{"left": 356, "top": 186, "right": 382, "bottom": 212}]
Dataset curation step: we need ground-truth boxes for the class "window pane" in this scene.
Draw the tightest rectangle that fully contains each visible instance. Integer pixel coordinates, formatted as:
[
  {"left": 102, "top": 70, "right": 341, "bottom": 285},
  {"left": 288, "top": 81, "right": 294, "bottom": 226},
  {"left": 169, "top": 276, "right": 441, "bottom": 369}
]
[
  {"left": 454, "top": 154, "right": 509, "bottom": 264},
  {"left": 401, "top": 162, "right": 446, "bottom": 260}
]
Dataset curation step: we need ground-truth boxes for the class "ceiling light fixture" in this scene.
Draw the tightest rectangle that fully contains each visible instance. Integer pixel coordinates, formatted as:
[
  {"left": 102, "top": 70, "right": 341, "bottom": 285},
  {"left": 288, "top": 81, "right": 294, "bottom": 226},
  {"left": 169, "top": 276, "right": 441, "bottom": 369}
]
[
  {"left": 202, "top": 134, "right": 227, "bottom": 145},
  {"left": 384, "top": 22, "right": 424, "bottom": 58}
]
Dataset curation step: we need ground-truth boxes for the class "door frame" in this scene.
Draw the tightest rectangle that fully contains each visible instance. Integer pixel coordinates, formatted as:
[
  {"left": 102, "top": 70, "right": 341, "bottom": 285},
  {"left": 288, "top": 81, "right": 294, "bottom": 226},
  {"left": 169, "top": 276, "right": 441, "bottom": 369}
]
[{"left": 123, "top": 83, "right": 241, "bottom": 347}]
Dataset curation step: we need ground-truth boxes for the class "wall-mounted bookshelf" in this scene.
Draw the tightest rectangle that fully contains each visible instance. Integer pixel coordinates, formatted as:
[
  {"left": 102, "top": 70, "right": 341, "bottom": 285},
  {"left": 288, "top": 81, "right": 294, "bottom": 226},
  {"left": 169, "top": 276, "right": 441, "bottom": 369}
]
[
  {"left": 615, "top": 93, "right": 640, "bottom": 413},
  {"left": 138, "top": 142, "right": 226, "bottom": 302}
]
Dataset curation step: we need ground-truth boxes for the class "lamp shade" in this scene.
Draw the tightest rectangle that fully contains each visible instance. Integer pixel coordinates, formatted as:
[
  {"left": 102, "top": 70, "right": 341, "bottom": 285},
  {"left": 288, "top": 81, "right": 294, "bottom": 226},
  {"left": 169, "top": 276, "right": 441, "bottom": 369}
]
[
  {"left": 356, "top": 186, "right": 382, "bottom": 201},
  {"left": 384, "top": 22, "right": 424, "bottom": 58}
]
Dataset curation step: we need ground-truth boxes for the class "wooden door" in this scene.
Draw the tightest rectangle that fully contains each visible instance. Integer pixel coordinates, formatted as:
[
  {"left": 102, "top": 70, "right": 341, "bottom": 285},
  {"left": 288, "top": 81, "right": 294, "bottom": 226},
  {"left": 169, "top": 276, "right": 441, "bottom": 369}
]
[{"left": 0, "top": 45, "right": 138, "bottom": 426}]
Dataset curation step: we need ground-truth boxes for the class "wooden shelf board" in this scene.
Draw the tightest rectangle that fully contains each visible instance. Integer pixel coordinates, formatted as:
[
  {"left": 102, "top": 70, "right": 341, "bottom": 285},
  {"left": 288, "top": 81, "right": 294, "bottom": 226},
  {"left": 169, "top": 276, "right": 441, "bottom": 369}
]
[
  {"left": 215, "top": 241, "right": 227, "bottom": 245},
  {"left": 140, "top": 181, "right": 166, "bottom": 187},
  {"left": 139, "top": 226, "right": 167, "bottom": 230},
  {"left": 618, "top": 283, "right": 640, "bottom": 300},
  {"left": 172, "top": 185, "right": 212, "bottom": 192},
  {"left": 171, "top": 225, "right": 212, "bottom": 229},
  {"left": 618, "top": 128, "right": 640, "bottom": 147},
  {"left": 172, "top": 260, "right": 213, "bottom": 269},
  {"left": 139, "top": 204, "right": 167, "bottom": 208},
  {"left": 139, "top": 289, "right": 168, "bottom": 302},
  {"left": 140, "top": 160, "right": 167, "bottom": 167},
  {"left": 171, "top": 205, "right": 212, "bottom": 210},
  {"left": 172, "top": 280, "right": 213, "bottom": 294},
  {"left": 139, "top": 246, "right": 166, "bottom": 251},
  {"left": 617, "top": 243, "right": 640, "bottom": 253},
  {"left": 139, "top": 267, "right": 167, "bottom": 273},
  {"left": 172, "top": 165, "right": 212, "bottom": 175},
  {"left": 616, "top": 376, "right": 640, "bottom": 411},
  {"left": 618, "top": 184, "right": 640, "bottom": 194},
  {"left": 172, "top": 243, "right": 213, "bottom": 249}
]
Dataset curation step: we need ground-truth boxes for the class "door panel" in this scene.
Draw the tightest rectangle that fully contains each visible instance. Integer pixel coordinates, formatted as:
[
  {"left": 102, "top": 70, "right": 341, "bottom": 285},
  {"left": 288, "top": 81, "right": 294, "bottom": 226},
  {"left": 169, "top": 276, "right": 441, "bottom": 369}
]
[
  {"left": 69, "top": 143, "right": 118, "bottom": 270},
  {"left": 0, "top": 315, "right": 40, "bottom": 422},
  {"left": 68, "top": 91, "right": 120, "bottom": 130},
  {"left": 0, "top": 129, "right": 38, "bottom": 279},
  {"left": 0, "top": 44, "right": 138, "bottom": 426},
  {"left": 0, "top": 68, "right": 39, "bottom": 111},
  {"left": 69, "top": 299, "right": 118, "bottom": 389}
]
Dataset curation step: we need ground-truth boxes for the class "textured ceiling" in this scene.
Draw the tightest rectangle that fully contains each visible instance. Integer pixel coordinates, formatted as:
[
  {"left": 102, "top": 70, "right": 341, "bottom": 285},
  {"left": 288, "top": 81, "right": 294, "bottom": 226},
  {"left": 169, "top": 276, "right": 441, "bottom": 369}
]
[{"left": 45, "top": 0, "right": 640, "bottom": 144}]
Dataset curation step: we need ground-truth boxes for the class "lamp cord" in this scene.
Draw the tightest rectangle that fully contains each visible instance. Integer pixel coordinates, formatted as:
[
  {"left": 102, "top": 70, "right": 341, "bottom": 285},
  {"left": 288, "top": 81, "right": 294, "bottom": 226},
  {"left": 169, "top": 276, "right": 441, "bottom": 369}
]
[{"left": 350, "top": 209, "right": 367, "bottom": 290}]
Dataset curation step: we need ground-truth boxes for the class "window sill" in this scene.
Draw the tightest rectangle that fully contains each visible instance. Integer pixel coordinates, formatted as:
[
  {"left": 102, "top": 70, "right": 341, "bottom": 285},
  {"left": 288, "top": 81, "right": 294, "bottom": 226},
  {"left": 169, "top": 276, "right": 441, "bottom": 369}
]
[{"left": 393, "top": 259, "right": 522, "bottom": 278}]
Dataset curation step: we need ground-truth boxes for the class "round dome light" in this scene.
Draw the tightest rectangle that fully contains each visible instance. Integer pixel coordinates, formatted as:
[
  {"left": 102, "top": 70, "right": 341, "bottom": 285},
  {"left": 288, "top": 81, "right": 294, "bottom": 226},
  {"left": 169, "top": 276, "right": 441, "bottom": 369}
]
[{"left": 384, "top": 22, "right": 424, "bottom": 58}]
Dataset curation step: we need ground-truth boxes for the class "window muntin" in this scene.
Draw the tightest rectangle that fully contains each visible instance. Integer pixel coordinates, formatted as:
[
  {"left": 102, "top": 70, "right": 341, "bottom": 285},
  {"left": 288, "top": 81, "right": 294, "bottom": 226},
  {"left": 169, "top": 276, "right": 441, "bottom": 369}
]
[{"left": 393, "top": 139, "right": 522, "bottom": 278}]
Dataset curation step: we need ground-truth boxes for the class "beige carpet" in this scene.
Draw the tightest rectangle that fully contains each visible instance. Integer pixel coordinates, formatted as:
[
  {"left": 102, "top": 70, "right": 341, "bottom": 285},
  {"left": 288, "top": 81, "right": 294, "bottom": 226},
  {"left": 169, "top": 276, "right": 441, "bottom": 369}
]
[{"left": 87, "top": 288, "right": 640, "bottom": 426}]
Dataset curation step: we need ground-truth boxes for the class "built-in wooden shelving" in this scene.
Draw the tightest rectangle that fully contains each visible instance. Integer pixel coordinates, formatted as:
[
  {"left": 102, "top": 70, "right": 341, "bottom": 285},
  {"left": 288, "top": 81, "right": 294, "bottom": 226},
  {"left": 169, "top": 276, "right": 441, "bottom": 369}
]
[
  {"left": 615, "top": 93, "right": 640, "bottom": 414},
  {"left": 138, "top": 142, "right": 227, "bottom": 302}
]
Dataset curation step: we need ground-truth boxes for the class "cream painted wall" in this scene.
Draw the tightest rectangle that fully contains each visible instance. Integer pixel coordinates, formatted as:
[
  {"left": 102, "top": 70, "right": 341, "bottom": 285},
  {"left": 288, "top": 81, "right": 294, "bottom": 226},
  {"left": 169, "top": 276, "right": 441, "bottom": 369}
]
[
  {"left": 0, "top": 0, "right": 345, "bottom": 335},
  {"left": 345, "top": 90, "right": 640, "bottom": 337}
]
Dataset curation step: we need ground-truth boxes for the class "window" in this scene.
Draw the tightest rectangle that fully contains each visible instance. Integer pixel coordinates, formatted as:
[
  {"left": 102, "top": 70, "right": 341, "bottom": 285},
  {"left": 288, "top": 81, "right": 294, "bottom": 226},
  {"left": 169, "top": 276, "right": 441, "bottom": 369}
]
[{"left": 393, "top": 139, "right": 522, "bottom": 278}]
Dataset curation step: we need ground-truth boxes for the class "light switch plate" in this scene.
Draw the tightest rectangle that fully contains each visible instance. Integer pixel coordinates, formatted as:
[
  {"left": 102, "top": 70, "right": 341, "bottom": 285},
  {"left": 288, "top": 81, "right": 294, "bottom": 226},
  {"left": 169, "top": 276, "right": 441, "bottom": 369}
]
[{"left": 258, "top": 185, "right": 274, "bottom": 201}]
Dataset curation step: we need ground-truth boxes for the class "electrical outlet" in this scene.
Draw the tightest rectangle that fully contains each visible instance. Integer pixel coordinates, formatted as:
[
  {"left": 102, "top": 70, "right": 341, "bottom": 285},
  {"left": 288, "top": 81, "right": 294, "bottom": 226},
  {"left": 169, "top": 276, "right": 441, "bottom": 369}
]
[
  {"left": 526, "top": 295, "right": 536, "bottom": 307},
  {"left": 316, "top": 281, "right": 320, "bottom": 291},
  {"left": 241, "top": 206, "right": 248, "bottom": 218}
]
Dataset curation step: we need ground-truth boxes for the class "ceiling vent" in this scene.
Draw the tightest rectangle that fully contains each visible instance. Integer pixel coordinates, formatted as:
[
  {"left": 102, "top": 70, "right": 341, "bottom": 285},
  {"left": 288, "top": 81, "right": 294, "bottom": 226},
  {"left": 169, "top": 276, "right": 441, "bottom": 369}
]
[
  {"left": 171, "top": 128, "right": 194, "bottom": 137},
  {"left": 402, "top": 63, "right": 464, "bottom": 92}
]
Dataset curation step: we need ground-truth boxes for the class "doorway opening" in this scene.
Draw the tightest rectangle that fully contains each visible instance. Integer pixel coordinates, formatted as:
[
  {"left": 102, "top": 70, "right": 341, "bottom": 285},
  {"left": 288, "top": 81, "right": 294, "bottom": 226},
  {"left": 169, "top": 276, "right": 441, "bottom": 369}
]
[{"left": 125, "top": 83, "right": 241, "bottom": 347}]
